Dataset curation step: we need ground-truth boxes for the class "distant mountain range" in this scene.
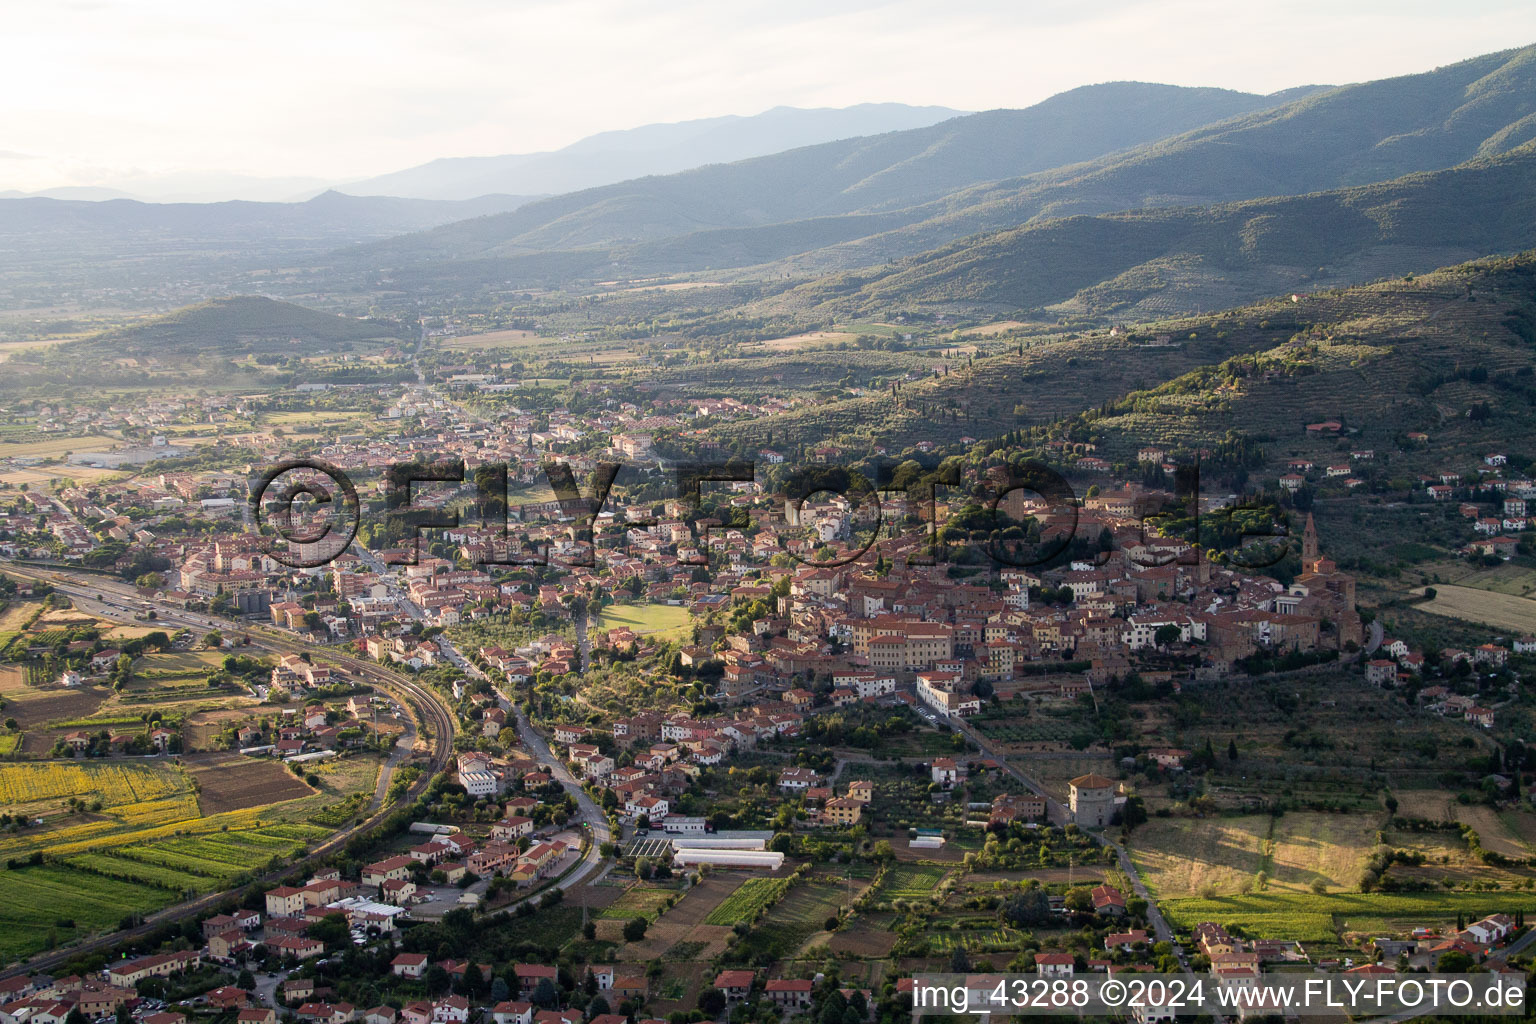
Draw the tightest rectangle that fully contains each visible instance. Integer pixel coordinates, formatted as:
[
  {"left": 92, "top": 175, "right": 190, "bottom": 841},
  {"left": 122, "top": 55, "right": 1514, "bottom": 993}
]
[
  {"left": 340, "top": 103, "right": 967, "bottom": 200},
  {"left": 12, "top": 45, "right": 1536, "bottom": 326},
  {"left": 0, "top": 173, "right": 334, "bottom": 204},
  {"left": 358, "top": 82, "right": 1301, "bottom": 259},
  {"left": 0, "top": 191, "right": 538, "bottom": 277},
  {"left": 1, "top": 104, "right": 965, "bottom": 205},
  {"left": 337, "top": 44, "right": 1536, "bottom": 317}
]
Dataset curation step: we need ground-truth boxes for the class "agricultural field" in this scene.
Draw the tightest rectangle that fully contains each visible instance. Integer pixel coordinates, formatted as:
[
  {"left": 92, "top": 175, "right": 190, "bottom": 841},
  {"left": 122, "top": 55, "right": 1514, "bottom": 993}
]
[
  {"left": 594, "top": 603, "right": 692, "bottom": 641},
  {"left": 703, "top": 875, "right": 791, "bottom": 925},
  {"left": 609, "top": 873, "right": 740, "bottom": 960},
  {"left": 0, "top": 465, "right": 125, "bottom": 486},
  {"left": 1426, "top": 561, "right": 1536, "bottom": 599},
  {"left": 0, "top": 434, "right": 119, "bottom": 460},
  {"left": 828, "top": 910, "right": 901, "bottom": 958},
  {"left": 102, "top": 821, "right": 331, "bottom": 884},
  {"left": 874, "top": 863, "right": 949, "bottom": 902},
  {"left": 1382, "top": 827, "right": 1536, "bottom": 888},
  {"left": 0, "top": 760, "right": 186, "bottom": 810},
  {"left": 1161, "top": 890, "right": 1536, "bottom": 948},
  {"left": 0, "top": 751, "right": 372, "bottom": 879},
  {"left": 0, "top": 863, "right": 178, "bottom": 964},
  {"left": 1130, "top": 812, "right": 1380, "bottom": 898},
  {"left": 596, "top": 882, "right": 682, "bottom": 923},
  {"left": 1413, "top": 585, "right": 1536, "bottom": 633},
  {"left": 725, "top": 874, "right": 867, "bottom": 963},
  {"left": 1393, "top": 789, "right": 1536, "bottom": 859},
  {"left": 441, "top": 328, "right": 544, "bottom": 351},
  {"left": 924, "top": 925, "right": 1028, "bottom": 955},
  {"left": 0, "top": 758, "right": 343, "bottom": 960},
  {"left": 184, "top": 753, "right": 314, "bottom": 813}
]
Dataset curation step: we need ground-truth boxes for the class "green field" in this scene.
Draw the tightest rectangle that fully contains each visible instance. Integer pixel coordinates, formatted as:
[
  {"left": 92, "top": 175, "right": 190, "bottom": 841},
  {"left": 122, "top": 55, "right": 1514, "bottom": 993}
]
[
  {"left": 726, "top": 877, "right": 853, "bottom": 962},
  {"left": 1161, "top": 891, "right": 1536, "bottom": 946},
  {"left": 597, "top": 884, "right": 679, "bottom": 922},
  {"left": 925, "top": 926, "right": 1028, "bottom": 954},
  {"left": 704, "top": 876, "right": 791, "bottom": 925},
  {"left": 594, "top": 603, "right": 692, "bottom": 641},
  {"left": 876, "top": 864, "right": 948, "bottom": 901},
  {"left": 0, "top": 863, "right": 178, "bottom": 964}
]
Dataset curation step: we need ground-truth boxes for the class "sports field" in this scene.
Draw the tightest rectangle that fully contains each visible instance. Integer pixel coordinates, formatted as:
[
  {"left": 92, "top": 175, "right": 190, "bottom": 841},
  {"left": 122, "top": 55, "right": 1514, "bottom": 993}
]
[{"left": 595, "top": 603, "right": 692, "bottom": 641}]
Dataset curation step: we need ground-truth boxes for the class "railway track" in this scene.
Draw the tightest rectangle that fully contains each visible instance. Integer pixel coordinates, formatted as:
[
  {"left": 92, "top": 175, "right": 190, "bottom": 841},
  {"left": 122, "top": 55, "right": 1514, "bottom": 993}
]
[{"left": 0, "top": 561, "right": 457, "bottom": 978}]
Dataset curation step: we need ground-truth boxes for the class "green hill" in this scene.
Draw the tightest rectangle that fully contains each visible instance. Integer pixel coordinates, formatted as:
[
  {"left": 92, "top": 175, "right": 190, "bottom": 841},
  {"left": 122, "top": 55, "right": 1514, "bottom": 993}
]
[
  {"left": 1049, "top": 256, "right": 1536, "bottom": 476},
  {"left": 77, "top": 296, "right": 409, "bottom": 358},
  {"left": 700, "top": 252, "right": 1536, "bottom": 467},
  {"left": 777, "top": 144, "right": 1536, "bottom": 319}
]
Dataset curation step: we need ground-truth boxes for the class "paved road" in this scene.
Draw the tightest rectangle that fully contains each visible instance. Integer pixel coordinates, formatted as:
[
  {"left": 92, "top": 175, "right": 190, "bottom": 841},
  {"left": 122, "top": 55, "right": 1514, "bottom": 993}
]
[
  {"left": 505, "top": 690, "right": 613, "bottom": 885},
  {"left": 350, "top": 538, "right": 616, "bottom": 894}
]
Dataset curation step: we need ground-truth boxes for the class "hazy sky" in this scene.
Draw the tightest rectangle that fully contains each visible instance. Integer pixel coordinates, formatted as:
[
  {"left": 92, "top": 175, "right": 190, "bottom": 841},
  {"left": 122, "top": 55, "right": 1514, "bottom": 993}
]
[{"left": 3, "top": 0, "right": 1534, "bottom": 194}]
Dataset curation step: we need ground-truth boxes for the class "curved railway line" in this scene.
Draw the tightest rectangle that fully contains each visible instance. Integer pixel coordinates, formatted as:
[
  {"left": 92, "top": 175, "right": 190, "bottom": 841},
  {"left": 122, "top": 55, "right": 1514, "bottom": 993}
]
[{"left": 0, "top": 561, "right": 457, "bottom": 978}]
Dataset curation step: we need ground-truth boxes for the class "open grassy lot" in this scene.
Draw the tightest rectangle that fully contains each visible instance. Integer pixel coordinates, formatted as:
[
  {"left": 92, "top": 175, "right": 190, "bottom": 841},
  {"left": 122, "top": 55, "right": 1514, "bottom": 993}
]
[
  {"left": 1414, "top": 585, "right": 1536, "bottom": 633},
  {"left": 743, "top": 330, "right": 861, "bottom": 353},
  {"left": 135, "top": 650, "right": 228, "bottom": 674},
  {"left": 960, "top": 321, "right": 1028, "bottom": 337},
  {"left": 0, "top": 603, "right": 39, "bottom": 633},
  {"left": 594, "top": 603, "right": 692, "bottom": 641},
  {"left": 1130, "top": 812, "right": 1380, "bottom": 898}
]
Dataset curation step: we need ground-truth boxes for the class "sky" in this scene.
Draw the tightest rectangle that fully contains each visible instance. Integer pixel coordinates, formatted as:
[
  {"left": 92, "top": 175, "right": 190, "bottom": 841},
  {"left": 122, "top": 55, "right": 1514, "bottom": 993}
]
[{"left": 3, "top": 0, "right": 1535, "bottom": 197}]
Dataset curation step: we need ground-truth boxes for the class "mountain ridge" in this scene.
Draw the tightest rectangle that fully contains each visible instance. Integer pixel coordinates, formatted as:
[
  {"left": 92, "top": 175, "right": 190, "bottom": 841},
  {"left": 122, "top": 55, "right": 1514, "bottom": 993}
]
[
  {"left": 341, "top": 103, "right": 968, "bottom": 200},
  {"left": 344, "top": 45, "right": 1536, "bottom": 297}
]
